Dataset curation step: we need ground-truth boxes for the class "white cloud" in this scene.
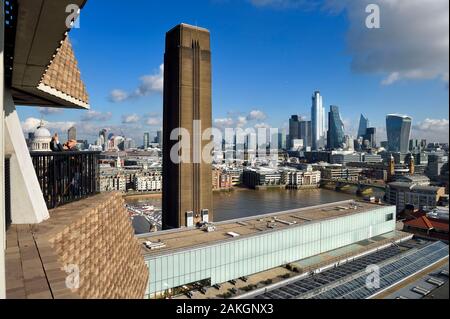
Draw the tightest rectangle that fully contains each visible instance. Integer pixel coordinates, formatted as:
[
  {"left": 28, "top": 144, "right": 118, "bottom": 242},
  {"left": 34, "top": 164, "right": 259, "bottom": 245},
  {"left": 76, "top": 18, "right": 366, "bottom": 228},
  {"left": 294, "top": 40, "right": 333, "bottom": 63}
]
[
  {"left": 412, "top": 118, "right": 449, "bottom": 142},
  {"left": 39, "top": 107, "right": 64, "bottom": 116},
  {"left": 80, "top": 110, "right": 113, "bottom": 122},
  {"left": 109, "top": 64, "right": 164, "bottom": 102},
  {"left": 109, "top": 89, "right": 128, "bottom": 103},
  {"left": 254, "top": 122, "right": 271, "bottom": 129},
  {"left": 342, "top": 117, "right": 357, "bottom": 137},
  {"left": 247, "top": 109, "right": 267, "bottom": 121},
  {"left": 22, "top": 118, "right": 75, "bottom": 134},
  {"left": 249, "top": 0, "right": 449, "bottom": 86},
  {"left": 214, "top": 110, "right": 272, "bottom": 130},
  {"left": 214, "top": 118, "right": 235, "bottom": 130},
  {"left": 326, "top": 0, "right": 449, "bottom": 85},
  {"left": 122, "top": 114, "right": 140, "bottom": 124},
  {"left": 146, "top": 117, "right": 161, "bottom": 126},
  {"left": 135, "top": 64, "right": 164, "bottom": 96},
  {"left": 236, "top": 116, "right": 248, "bottom": 127}
]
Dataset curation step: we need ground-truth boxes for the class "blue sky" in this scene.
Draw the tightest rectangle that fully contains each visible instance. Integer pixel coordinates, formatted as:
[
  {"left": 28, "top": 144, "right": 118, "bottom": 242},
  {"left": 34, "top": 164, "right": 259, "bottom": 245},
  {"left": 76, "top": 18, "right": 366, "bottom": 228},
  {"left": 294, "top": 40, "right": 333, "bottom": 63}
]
[{"left": 18, "top": 0, "right": 449, "bottom": 144}]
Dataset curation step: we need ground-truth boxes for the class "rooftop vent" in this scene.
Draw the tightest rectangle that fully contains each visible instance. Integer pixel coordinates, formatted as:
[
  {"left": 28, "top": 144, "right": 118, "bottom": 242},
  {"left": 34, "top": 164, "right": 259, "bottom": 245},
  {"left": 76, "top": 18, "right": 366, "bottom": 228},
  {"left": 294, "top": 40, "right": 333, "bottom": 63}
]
[
  {"left": 411, "top": 286, "right": 430, "bottom": 296},
  {"left": 227, "top": 232, "right": 240, "bottom": 238},
  {"left": 427, "top": 277, "right": 445, "bottom": 287}
]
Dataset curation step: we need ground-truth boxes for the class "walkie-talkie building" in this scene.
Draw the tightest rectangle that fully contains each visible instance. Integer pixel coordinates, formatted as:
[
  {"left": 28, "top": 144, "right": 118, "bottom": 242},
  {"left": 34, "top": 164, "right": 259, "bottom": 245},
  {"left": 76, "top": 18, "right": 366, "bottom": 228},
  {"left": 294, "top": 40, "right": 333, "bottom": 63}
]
[{"left": 386, "top": 114, "right": 412, "bottom": 153}]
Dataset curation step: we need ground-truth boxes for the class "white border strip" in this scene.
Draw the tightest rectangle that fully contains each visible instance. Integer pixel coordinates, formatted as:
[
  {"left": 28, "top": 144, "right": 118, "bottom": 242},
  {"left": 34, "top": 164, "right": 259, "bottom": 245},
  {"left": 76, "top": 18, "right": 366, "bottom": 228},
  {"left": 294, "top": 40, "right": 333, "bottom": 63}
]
[{"left": 37, "top": 83, "right": 89, "bottom": 109}]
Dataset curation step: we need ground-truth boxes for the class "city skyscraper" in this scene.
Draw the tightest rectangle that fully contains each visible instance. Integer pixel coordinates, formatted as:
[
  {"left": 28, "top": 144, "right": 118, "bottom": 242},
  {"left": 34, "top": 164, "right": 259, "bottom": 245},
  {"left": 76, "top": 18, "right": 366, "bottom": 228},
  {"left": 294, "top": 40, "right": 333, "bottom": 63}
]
[
  {"left": 311, "top": 91, "right": 326, "bottom": 150},
  {"left": 357, "top": 114, "right": 369, "bottom": 139},
  {"left": 289, "top": 115, "right": 300, "bottom": 148},
  {"left": 68, "top": 126, "right": 77, "bottom": 141},
  {"left": 386, "top": 114, "right": 413, "bottom": 153},
  {"left": 162, "top": 23, "right": 213, "bottom": 229},
  {"left": 278, "top": 129, "right": 287, "bottom": 150},
  {"left": 143, "top": 132, "right": 150, "bottom": 149},
  {"left": 245, "top": 132, "right": 257, "bottom": 151},
  {"left": 364, "top": 127, "right": 377, "bottom": 148},
  {"left": 299, "top": 120, "right": 312, "bottom": 148},
  {"left": 156, "top": 130, "right": 163, "bottom": 147},
  {"left": 98, "top": 129, "right": 107, "bottom": 151},
  {"left": 327, "top": 105, "right": 345, "bottom": 150},
  {"left": 124, "top": 138, "right": 136, "bottom": 150}
]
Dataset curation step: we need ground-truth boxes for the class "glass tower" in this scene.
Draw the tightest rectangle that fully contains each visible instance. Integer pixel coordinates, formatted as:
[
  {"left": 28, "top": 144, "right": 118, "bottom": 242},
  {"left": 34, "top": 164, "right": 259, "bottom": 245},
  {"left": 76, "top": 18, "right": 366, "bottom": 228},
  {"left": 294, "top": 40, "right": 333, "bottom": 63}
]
[
  {"left": 143, "top": 132, "right": 150, "bottom": 149},
  {"left": 311, "top": 91, "right": 326, "bottom": 150},
  {"left": 358, "top": 114, "right": 369, "bottom": 139},
  {"left": 327, "top": 105, "right": 345, "bottom": 150},
  {"left": 386, "top": 114, "right": 412, "bottom": 153},
  {"left": 299, "top": 120, "right": 312, "bottom": 148},
  {"left": 289, "top": 115, "right": 300, "bottom": 148}
]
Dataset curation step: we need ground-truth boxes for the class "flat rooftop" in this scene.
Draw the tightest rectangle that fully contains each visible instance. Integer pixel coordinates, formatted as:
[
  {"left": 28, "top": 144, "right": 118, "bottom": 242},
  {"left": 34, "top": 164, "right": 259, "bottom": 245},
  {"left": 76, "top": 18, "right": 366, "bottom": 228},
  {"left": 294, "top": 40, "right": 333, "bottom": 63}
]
[{"left": 138, "top": 200, "right": 392, "bottom": 258}]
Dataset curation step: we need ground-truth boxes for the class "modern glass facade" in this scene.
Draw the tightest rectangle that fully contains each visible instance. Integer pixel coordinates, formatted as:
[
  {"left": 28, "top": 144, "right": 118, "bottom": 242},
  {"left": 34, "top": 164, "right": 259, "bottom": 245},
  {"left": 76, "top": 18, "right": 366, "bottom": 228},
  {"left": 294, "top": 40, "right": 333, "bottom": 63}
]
[
  {"left": 289, "top": 115, "right": 300, "bottom": 149},
  {"left": 144, "top": 206, "right": 396, "bottom": 297},
  {"left": 364, "top": 127, "right": 377, "bottom": 148},
  {"left": 386, "top": 114, "right": 412, "bottom": 153},
  {"left": 299, "top": 120, "right": 312, "bottom": 148},
  {"left": 311, "top": 91, "right": 326, "bottom": 150},
  {"left": 327, "top": 105, "right": 345, "bottom": 150},
  {"left": 277, "top": 130, "right": 287, "bottom": 150},
  {"left": 358, "top": 114, "right": 369, "bottom": 139},
  {"left": 288, "top": 116, "right": 312, "bottom": 149}
]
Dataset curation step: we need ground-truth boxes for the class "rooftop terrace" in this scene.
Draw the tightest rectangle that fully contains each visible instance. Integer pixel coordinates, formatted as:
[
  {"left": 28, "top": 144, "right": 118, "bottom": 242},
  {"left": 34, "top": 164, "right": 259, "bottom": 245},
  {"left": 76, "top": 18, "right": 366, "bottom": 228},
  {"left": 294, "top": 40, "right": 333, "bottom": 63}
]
[{"left": 138, "top": 200, "right": 392, "bottom": 257}]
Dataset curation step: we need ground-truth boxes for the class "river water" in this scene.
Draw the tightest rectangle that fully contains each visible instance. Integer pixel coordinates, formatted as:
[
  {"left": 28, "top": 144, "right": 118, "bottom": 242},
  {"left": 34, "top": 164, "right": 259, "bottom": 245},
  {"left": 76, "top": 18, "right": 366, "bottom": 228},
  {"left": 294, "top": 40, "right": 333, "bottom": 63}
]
[{"left": 126, "top": 188, "right": 358, "bottom": 222}]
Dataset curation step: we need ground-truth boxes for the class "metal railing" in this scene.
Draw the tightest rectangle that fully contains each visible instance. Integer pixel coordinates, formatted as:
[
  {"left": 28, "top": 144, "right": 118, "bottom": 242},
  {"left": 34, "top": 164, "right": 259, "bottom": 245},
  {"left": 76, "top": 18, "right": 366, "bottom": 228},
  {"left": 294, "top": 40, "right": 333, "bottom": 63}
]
[{"left": 30, "top": 151, "right": 100, "bottom": 209}]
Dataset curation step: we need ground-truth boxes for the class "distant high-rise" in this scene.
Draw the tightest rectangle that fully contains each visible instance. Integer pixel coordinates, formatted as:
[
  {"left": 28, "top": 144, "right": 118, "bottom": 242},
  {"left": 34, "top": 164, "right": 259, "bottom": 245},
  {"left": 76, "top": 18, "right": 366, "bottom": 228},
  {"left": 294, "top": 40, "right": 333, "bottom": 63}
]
[
  {"left": 98, "top": 129, "right": 107, "bottom": 151},
  {"left": 143, "top": 132, "right": 150, "bottom": 149},
  {"left": 357, "top": 114, "right": 369, "bottom": 139},
  {"left": 364, "top": 127, "right": 377, "bottom": 148},
  {"left": 289, "top": 115, "right": 300, "bottom": 148},
  {"left": 124, "top": 138, "right": 136, "bottom": 150},
  {"left": 156, "top": 130, "right": 163, "bottom": 147},
  {"left": 68, "top": 126, "right": 77, "bottom": 141},
  {"left": 276, "top": 129, "right": 286, "bottom": 150},
  {"left": 311, "top": 91, "right": 326, "bottom": 150},
  {"left": 420, "top": 139, "right": 427, "bottom": 150},
  {"left": 162, "top": 24, "right": 213, "bottom": 229},
  {"left": 327, "top": 105, "right": 345, "bottom": 150},
  {"left": 299, "top": 120, "right": 312, "bottom": 148},
  {"left": 386, "top": 114, "right": 412, "bottom": 153},
  {"left": 288, "top": 116, "right": 311, "bottom": 149},
  {"left": 270, "top": 129, "right": 286, "bottom": 150},
  {"left": 245, "top": 132, "right": 257, "bottom": 151}
]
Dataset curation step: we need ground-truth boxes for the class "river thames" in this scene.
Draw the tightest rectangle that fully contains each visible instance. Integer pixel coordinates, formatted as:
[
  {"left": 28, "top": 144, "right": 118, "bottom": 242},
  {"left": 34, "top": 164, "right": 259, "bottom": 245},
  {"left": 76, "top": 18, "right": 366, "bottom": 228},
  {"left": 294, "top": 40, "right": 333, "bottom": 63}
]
[{"left": 126, "top": 188, "right": 359, "bottom": 222}]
